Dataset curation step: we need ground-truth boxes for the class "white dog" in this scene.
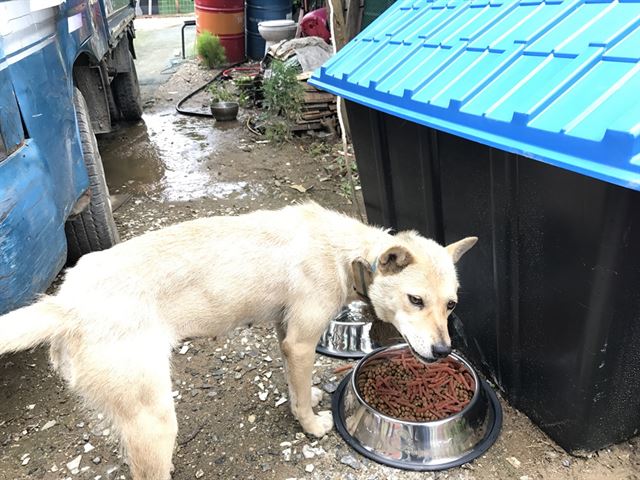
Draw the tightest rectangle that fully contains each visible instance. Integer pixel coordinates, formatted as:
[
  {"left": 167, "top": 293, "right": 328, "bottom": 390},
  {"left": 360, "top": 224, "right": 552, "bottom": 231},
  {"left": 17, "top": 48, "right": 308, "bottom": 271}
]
[{"left": 0, "top": 202, "right": 476, "bottom": 479}]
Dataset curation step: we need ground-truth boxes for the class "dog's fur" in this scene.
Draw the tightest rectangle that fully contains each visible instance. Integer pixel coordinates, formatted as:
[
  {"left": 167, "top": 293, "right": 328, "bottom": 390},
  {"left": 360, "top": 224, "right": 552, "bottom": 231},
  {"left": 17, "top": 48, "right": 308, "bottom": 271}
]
[{"left": 0, "top": 203, "right": 476, "bottom": 479}]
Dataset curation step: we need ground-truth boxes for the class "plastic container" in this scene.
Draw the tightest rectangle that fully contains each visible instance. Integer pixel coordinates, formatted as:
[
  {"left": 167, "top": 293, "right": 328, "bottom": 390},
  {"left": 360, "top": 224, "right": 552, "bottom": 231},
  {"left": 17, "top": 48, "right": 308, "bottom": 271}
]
[{"left": 310, "top": 0, "right": 640, "bottom": 452}]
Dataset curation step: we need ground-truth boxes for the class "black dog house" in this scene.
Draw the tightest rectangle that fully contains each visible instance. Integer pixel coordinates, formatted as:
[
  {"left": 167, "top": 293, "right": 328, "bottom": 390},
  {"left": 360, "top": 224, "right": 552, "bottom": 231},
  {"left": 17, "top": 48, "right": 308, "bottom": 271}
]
[{"left": 310, "top": 0, "right": 640, "bottom": 453}]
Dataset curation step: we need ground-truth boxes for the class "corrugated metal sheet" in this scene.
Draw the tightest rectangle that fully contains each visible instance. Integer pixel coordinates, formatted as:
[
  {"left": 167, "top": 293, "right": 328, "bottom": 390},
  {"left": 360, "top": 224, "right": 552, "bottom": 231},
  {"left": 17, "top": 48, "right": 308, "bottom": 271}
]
[{"left": 310, "top": 0, "right": 640, "bottom": 190}]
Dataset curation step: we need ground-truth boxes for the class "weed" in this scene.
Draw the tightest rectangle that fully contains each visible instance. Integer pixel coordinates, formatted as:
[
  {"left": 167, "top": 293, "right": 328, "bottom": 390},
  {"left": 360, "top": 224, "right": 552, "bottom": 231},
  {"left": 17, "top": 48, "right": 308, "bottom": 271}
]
[
  {"left": 196, "top": 32, "right": 227, "bottom": 69},
  {"left": 335, "top": 153, "right": 360, "bottom": 200},
  {"left": 234, "top": 75, "right": 260, "bottom": 108},
  {"left": 261, "top": 60, "right": 304, "bottom": 142},
  {"left": 265, "top": 120, "right": 290, "bottom": 143},
  {"left": 263, "top": 61, "right": 303, "bottom": 121},
  {"left": 309, "top": 141, "right": 332, "bottom": 157},
  {"left": 209, "top": 82, "right": 235, "bottom": 102}
]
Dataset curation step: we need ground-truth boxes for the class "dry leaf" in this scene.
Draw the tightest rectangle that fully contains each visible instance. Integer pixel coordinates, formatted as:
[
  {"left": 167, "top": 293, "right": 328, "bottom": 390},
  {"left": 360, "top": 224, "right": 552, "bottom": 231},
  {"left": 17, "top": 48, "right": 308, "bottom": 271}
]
[{"left": 289, "top": 184, "right": 313, "bottom": 193}]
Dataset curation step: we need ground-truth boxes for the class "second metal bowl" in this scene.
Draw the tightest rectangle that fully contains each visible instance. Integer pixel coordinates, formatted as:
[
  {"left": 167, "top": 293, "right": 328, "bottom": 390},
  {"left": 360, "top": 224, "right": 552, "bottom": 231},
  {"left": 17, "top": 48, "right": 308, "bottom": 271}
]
[
  {"left": 210, "top": 101, "right": 239, "bottom": 121},
  {"left": 316, "top": 301, "right": 379, "bottom": 358},
  {"left": 332, "top": 344, "right": 502, "bottom": 470}
]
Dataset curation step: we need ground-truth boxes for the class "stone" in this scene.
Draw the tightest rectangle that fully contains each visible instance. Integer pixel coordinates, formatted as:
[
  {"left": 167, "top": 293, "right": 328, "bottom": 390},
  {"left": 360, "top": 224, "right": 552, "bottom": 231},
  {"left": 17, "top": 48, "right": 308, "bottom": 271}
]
[
  {"left": 506, "top": 457, "right": 521, "bottom": 469},
  {"left": 41, "top": 420, "right": 56, "bottom": 431},
  {"left": 322, "top": 383, "right": 338, "bottom": 394},
  {"left": 66, "top": 455, "right": 82, "bottom": 471},
  {"left": 340, "top": 455, "right": 361, "bottom": 470},
  {"left": 282, "top": 448, "right": 292, "bottom": 461}
]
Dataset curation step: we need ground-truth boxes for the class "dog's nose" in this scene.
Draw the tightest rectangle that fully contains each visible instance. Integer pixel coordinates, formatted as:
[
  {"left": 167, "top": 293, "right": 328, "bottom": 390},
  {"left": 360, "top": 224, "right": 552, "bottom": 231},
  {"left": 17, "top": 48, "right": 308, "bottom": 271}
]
[{"left": 432, "top": 343, "right": 451, "bottom": 358}]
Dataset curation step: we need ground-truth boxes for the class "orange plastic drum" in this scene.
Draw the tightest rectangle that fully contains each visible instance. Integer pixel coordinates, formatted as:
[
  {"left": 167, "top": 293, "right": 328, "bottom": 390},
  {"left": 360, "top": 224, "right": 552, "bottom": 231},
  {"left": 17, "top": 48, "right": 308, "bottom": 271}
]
[{"left": 195, "top": 0, "right": 245, "bottom": 63}]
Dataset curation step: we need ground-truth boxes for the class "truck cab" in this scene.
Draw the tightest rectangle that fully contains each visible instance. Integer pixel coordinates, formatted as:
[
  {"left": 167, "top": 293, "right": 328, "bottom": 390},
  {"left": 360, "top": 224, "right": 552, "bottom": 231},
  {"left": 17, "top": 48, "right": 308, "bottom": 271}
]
[{"left": 0, "top": 0, "right": 142, "bottom": 314}]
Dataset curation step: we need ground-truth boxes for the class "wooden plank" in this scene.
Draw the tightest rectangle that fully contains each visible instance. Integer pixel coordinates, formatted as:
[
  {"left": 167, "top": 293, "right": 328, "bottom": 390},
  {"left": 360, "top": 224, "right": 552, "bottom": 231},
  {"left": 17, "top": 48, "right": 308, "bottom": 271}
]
[
  {"left": 328, "top": 0, "right": 348, "bottom": 50},
  {"left": 291, "top": 121, "right": 324, "bottom": 131},
  {"left": 346, "top": 0, "right": 361, "bottom": 42},
  {"left": 303, "top": 102, "right": 330, "bottom": 109},
  {"left": 302, "top": 111, "right": 337, "bottom": 120},
  {"left": 304, "top": 91, "right": 336, "bottom": 103}
]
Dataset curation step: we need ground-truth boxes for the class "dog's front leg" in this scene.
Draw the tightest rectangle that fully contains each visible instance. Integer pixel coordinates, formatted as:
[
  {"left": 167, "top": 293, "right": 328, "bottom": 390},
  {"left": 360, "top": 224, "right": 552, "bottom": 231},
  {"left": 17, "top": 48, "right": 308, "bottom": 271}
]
[{"left": 280, "top": 334, "right": 333, "bottom": 437}]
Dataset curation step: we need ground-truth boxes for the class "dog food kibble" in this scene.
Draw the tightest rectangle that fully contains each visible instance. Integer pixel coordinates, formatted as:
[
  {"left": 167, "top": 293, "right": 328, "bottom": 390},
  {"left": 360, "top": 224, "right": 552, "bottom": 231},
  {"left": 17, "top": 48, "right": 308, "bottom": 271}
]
[{"left": 356, "top": 353, "right": 475, "bottom": 422}]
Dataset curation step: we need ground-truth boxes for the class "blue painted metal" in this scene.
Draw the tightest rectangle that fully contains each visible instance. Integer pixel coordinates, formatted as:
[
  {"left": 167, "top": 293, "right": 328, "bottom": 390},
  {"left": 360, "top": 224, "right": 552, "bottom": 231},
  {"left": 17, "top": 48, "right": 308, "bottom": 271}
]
[
  {"left": 310, "top": 0, "right": 640, "bottom": 191},
  {"left": 0, "top": 1, "right": 134, "bottom": 315}
]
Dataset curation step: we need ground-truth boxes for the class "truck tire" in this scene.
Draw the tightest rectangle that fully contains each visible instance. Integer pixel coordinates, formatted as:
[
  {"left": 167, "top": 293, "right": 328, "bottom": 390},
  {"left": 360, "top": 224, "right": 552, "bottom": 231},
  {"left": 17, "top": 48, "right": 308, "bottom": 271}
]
[
  {"left": 65, "top": 88, "right": 120, "bottom": 263},
  {"left": 112, "top": 49, "right": 143, "bottom": 120}
]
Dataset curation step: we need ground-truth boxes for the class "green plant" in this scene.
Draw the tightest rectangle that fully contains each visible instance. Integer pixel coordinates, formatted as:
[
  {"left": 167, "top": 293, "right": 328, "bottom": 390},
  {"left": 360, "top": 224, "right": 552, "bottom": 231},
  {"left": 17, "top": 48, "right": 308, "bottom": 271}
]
[
  {"left": 234, "top": 75, "right": 258, "bottom": 108},
  {"left": 261, "top": 60, "right": 304, "bottom": 142},
  {"left": 196, "top": 32, "right": 227, "bottom": 69},
  {"left": 309, "top": 141, "right": 332, "bottom": 157},
  {"left": 265, "top": 119, "right": 290, "bottom": 143},
  {"left": 209, "top": 82, "right": 235, "bottom": 102},
  {"left": 263, "top": 60, "right": 303, "bottom": 122},
  {"left": 335, "top": 153, "right": 360, "bottom": 200}
]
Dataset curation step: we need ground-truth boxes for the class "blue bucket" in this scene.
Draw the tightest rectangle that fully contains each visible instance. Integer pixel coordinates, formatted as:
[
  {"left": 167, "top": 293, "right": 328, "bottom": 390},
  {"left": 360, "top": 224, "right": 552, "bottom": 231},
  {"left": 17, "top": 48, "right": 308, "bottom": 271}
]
[{"left": 245, "top": 0, "right": 292, "bottom": 60}]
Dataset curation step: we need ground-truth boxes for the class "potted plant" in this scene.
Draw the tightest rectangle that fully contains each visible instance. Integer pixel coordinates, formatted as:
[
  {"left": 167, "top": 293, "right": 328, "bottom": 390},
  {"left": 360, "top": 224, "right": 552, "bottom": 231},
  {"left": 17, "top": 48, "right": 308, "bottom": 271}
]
[{"left": 209, "top": 82, "right": 239, "bottom": 121}]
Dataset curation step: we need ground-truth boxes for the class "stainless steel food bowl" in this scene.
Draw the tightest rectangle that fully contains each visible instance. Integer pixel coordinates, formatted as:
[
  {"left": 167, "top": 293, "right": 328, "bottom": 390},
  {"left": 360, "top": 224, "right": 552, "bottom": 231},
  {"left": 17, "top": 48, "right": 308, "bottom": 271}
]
[
  {"left": 316, "top": 301, "right": 379, "bottom": 358},
  {"left": 332, "top": 344, "right": 502, "bottom": 470},
  {"left": 210, "top": 101, "right": 239, "bottom": 121}
]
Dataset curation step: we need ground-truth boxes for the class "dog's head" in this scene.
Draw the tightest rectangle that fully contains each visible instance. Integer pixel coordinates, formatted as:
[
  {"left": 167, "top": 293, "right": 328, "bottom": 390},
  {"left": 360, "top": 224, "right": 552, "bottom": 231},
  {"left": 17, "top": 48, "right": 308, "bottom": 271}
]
[{"left": 367, "top": 233, "right": 477, "bottom": 362}]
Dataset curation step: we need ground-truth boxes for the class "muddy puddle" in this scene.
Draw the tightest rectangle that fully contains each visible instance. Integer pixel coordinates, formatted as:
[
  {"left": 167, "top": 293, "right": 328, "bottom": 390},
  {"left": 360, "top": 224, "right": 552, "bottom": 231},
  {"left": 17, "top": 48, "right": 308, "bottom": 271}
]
[{"left": 98, "top": 109, "right": 261, "bottom": 203}]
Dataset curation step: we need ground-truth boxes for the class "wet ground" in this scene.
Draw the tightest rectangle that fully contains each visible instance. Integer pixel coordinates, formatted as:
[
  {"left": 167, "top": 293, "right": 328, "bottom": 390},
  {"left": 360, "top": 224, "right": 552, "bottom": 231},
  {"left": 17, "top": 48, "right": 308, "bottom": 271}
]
[
  {"left": 133, "top": 16, "right": 196, "bottom": 100},
  {"left": 1, "top": 16, "right": 640, "bottom": 480}
]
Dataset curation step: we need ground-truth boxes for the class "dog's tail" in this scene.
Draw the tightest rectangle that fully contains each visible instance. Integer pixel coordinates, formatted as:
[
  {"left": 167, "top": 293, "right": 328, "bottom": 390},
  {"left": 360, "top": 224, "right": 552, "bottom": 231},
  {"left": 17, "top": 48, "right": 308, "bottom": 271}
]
[{"left": 0, "top": 297, "right": 69, "bottom": 356}]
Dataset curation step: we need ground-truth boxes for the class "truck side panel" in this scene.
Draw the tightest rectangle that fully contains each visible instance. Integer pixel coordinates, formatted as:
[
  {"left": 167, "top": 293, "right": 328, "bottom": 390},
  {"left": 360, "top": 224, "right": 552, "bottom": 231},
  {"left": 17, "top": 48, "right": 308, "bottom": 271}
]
[
  {"left": 0, "top": 141, "right": 68, "bottom": 313},
  {"left": 0, "top": 3, "right": 91, "bottom": 314}
]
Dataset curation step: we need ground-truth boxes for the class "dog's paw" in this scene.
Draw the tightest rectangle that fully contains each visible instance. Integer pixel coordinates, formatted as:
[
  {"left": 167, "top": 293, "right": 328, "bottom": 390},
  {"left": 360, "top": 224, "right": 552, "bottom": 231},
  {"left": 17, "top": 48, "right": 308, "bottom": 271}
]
[
  {"left": 311, "top": 386, "right": 323, "bottom": 408},
  {"left": 304, "top": 410, "right": 334, "bottom": 437}
]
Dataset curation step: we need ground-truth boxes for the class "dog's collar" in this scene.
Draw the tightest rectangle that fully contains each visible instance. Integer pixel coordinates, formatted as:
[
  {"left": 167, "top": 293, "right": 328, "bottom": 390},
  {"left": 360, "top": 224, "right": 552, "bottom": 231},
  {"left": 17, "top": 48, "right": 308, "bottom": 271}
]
[
  {"left": 370, "top": 257, "right": 378, "bottom": 273},
  {"left": 352, "top": 257, "right": 377, "bottom": 300}
]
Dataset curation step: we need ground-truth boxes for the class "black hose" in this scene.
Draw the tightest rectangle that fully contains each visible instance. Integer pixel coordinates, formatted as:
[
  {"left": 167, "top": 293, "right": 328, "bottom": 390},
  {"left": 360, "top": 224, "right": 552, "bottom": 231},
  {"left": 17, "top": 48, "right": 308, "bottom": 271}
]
[
  {"left": 175, "top": 70, "right": 225, "bottom": 118},
  {"left": 175, "top": 63, "right": 261, "bottom": 118}
]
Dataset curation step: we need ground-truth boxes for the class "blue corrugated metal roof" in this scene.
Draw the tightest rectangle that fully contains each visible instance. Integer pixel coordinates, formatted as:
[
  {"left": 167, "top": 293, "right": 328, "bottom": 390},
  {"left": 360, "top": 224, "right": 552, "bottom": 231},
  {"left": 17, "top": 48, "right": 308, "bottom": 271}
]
[{"left": 309, "top": 0, "right": 640, "bottom": 190}]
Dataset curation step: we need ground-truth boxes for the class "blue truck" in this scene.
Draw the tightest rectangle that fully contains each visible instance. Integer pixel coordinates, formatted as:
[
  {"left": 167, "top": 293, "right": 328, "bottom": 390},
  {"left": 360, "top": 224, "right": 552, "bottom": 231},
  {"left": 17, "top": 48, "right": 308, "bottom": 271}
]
[{"left": 0, "top": 0, "right": 142, "bottom": 315}]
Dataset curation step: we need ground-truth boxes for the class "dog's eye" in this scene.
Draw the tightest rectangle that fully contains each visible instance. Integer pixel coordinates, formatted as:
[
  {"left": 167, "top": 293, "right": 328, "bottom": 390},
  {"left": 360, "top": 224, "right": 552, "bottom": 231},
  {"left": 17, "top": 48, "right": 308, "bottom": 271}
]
[
  {"left": 408, "top": 295, "right": 424, "bottom": 307},
  {"left": 447, "top": 300, "right": 457, "bottom": 310}
]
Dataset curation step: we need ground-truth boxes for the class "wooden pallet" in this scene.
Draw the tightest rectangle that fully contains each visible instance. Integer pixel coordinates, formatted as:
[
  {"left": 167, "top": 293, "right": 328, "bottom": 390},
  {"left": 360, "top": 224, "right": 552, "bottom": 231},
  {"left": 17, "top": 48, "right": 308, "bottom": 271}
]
[{"left": 296, "top": 82, "right": 338, "bottom": 132}]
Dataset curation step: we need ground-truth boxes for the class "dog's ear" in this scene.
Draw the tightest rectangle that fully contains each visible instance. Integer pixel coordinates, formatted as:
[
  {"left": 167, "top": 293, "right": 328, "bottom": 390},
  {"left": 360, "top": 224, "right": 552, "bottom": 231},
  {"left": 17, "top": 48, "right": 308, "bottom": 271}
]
[
  {"left": 446, "top": 237, "right": 478, "bottom": 263},
  {"left": 377, "top": 246, "right": 413, "bottom": 275}
]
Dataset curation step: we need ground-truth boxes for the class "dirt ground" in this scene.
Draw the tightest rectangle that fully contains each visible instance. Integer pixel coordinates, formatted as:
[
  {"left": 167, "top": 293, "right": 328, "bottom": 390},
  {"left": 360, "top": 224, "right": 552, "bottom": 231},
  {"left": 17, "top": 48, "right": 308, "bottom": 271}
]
[{"left": 1, "top": 21, "right": 640, "bottom": 480}]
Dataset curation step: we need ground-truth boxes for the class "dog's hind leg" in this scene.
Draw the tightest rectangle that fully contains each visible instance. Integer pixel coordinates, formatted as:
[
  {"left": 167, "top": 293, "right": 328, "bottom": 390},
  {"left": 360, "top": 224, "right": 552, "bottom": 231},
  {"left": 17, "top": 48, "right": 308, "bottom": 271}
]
[
  {"left": 79, "top": 343, "right": 178, "bottom": 480},
  {"left": 118, "top": 399, "right": 177, "bottom": 480},
  {"left": 279, "top": 307, "right": 334, "bottom": 437}
]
